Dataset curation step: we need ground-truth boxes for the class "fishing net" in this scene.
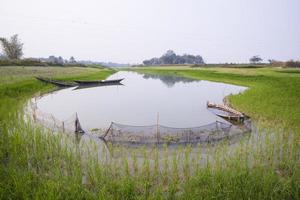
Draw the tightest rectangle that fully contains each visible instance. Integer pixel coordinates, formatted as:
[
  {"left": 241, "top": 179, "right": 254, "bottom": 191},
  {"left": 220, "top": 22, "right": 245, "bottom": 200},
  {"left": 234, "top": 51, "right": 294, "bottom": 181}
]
[
  {"left": 28, "top": 100, "right": 83, "bottom": 134},
  {"left": 103, "top": 121, "right": 236, "bottom": 144},
  {"left": 27, "top": 99, "right": 251, "bottom": 145}
]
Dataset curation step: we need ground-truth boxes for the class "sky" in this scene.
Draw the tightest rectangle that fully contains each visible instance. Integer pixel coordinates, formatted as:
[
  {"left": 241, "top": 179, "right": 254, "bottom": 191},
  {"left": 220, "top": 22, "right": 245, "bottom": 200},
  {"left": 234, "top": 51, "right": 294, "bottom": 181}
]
[{"left": 1, "top": 0, "right": 299, "bottom": 64}]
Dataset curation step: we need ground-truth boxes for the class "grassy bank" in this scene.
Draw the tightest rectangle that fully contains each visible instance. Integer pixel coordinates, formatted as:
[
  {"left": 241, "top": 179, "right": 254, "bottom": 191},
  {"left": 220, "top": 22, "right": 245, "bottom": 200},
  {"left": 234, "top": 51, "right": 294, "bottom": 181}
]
[
  {"left": 0, "top": 66, "right": 299, "bottom": 199},
  {"left": 0, "top": 66, "right": 113, "bottom": 121}
]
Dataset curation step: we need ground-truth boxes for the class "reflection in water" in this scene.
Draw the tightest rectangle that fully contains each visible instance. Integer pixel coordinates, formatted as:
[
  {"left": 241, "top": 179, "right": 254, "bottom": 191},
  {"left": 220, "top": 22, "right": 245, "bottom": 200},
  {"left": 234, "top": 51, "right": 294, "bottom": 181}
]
[
  {"left": 142, "top": 73, "right": 198, "bottom": 87},
  {"left": 35, "top": 71, "right": 247, "bottom": 130},
  {"left": 74, "top": 82, "right": 124, "bottom": 90}
]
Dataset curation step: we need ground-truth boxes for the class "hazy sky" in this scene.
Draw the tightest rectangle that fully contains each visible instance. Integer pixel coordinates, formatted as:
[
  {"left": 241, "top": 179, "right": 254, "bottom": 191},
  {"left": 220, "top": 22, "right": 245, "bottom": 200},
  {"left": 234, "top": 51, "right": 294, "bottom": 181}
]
[{"left": 1, "top": 0, "right": 299, "bottom": 63}]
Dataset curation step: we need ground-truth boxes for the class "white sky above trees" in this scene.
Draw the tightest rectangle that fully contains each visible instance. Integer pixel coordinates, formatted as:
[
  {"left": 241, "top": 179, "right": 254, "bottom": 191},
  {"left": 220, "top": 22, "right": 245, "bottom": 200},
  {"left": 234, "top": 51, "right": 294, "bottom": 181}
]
[{"left": 1, "top": 0, "right": 299, "bottom": 63}]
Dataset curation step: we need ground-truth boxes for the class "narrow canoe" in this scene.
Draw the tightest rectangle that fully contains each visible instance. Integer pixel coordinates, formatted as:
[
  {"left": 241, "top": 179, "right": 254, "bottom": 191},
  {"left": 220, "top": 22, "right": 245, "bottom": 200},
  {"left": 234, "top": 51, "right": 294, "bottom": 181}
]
[
  {"left": 74, "top": 78, "right": 124, "bottom": 85},
  {"left": 35, "top": 77, "right": 76, "bottom": 87}
]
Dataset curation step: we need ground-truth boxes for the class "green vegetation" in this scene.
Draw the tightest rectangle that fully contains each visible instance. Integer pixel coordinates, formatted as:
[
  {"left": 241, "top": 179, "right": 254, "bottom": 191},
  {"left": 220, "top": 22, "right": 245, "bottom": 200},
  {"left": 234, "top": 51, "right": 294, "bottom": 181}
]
[
  {"left": 0, "top": 58, "right": 47, "bottom": 66},
  {"left": 133, "top": 66, "right": 300, "bottom": 134},
  {"left": 0, "top": 66, "right": 113, "bottom": 121},
  {"left": 0, "top": 34, "right": 23, "bottom": 60},
  {"left": 0, "top": 66, "right": 299, "bottom": 199},
  {"left": 0, "top": 59, "right": 89, "bottom": 67}
]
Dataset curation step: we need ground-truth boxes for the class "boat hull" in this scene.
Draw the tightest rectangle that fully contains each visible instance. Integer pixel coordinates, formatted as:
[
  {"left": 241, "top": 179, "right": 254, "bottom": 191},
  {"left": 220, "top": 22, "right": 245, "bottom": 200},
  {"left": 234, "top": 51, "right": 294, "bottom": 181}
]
[
  {"left": 35, "top": 77, "right": 76, "bottom": 87},
  {"left": 74, "top": 78, "right": 124, "bottom": 85}
]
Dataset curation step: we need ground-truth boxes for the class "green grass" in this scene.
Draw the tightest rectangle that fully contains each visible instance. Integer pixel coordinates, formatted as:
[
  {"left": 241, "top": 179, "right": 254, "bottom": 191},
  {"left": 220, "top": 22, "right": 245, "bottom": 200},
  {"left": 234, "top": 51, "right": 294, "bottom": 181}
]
[
  {"left": 132, "top": 66, "right": 300, "bottom": 134},
  {"left": 0, "top": 66, "right": 113, "bottom": 121},
  {"left": 0, "top": 66, "right": 299, "bottom": 199}
]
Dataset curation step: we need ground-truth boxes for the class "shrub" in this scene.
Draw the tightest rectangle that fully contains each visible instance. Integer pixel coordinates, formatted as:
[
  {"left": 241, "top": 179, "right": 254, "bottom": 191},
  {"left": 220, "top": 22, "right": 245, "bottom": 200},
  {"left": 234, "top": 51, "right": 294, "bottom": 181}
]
[
  {"left": 285, "top": 60, "right": 300, "bottom": 68},
  {"left": 0, "top": 59, "right": 46, "bottom": 66},
  {"left": 0, "top": 59, "right": 86, "bottom": 67}
]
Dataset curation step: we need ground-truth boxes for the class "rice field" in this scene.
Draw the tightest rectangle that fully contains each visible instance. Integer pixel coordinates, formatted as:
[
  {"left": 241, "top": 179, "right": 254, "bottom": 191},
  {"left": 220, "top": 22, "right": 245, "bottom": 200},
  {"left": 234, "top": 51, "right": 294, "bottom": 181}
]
[{"left": 0, "top": 66, "right": 299, "bottom": 199}]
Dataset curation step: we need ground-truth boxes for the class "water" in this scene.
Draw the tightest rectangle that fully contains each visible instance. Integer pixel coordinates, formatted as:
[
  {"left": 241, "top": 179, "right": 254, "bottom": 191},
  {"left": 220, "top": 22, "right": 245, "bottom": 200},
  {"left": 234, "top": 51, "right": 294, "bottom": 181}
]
[{"left": 35, "top": 71, "right": 247, "bottom": 130}]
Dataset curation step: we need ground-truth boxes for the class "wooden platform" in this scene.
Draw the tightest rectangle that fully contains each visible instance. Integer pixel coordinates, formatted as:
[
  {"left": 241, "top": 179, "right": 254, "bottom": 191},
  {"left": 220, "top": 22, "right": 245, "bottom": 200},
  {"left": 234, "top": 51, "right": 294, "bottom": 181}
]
[{"left": 207, "top": 102, "right": 245, "bottom": 123}]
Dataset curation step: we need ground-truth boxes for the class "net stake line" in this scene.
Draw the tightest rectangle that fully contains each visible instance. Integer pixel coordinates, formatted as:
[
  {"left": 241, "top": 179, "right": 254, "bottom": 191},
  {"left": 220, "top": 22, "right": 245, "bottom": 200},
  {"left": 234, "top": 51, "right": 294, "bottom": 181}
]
[
  {"left": 156, "top": 112, "right": 160, "bottom": 144},
  {"left": 101, "top": 122, "right": 113, "bottom": 139},
  {"left": 75, "top": 112, "right": 85, "bottom": 134}
]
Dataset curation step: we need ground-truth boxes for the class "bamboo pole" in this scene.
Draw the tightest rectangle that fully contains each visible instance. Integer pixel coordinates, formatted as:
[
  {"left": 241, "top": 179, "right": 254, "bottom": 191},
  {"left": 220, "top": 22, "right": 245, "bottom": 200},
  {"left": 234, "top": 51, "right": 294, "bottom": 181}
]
[{"left": 156, "top": 112, "right": 160, "bottom": 144}]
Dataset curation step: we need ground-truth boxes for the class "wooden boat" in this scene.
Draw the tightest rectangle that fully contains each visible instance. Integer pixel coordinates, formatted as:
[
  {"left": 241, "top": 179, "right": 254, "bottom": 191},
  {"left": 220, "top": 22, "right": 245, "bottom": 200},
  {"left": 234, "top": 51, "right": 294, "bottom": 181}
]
[
  {"left": 35, "top": 77, "right": 76, "bottom": 87},
  {"left": 207, "top": 102, "right": 245, "bottom": 123},
  {"left": 74, "top": 78, "right": 124, "bottom": 85}
]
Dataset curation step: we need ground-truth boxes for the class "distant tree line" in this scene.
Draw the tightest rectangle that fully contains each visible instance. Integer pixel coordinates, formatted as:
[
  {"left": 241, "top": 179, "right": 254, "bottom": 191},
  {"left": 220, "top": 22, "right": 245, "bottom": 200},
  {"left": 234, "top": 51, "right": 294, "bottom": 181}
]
[
  {"left": 0, "top": 54, "right": 82, "bottom": 67},
  {"left": 143, "top": 50, "right": 205, "bottom": 66},
  {"left": 0, "top": 35, "right": 119, "bottom": 68},
  {"left": 0, "top": 34, "right": 85, "bottom": 66},
  {"left": 1, "top": 34, "right": 299, "bottom": 68},
  {"left": 284, "top": 60, "right": 300, "bottom": 68},
  {"left": 250, "top": 55, "right": 300, "bottom": 68},
  {"left": 39, "top": 56, "right": 77, "bottom": 65}
]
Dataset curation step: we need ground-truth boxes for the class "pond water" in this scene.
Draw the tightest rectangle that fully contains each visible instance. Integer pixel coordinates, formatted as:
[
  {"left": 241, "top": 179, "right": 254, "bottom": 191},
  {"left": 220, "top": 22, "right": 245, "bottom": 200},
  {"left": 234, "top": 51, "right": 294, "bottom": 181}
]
[{"left": 35, "top": 71, "right": 247, "bottom": 130}]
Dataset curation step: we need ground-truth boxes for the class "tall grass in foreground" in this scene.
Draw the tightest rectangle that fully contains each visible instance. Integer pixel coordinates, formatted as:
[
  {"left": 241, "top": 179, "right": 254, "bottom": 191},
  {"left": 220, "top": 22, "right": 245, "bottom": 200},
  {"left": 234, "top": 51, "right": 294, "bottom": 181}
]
[
  {"left": 1, "top": 66, "right": 299, "bottom": 199},
  {"left": 1, "top": 113, "right": 299, "bottom": 199}
]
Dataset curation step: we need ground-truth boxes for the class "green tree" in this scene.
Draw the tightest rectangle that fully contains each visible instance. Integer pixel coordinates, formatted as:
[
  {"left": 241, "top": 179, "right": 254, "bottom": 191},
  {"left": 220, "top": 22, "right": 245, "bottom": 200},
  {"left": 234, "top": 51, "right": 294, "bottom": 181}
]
[
  {"left": 0, "top": 34, "right": 23, "bottom": 59},
  {"left": 249, "top": 55, "right": 262, "bottom": 64}
]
